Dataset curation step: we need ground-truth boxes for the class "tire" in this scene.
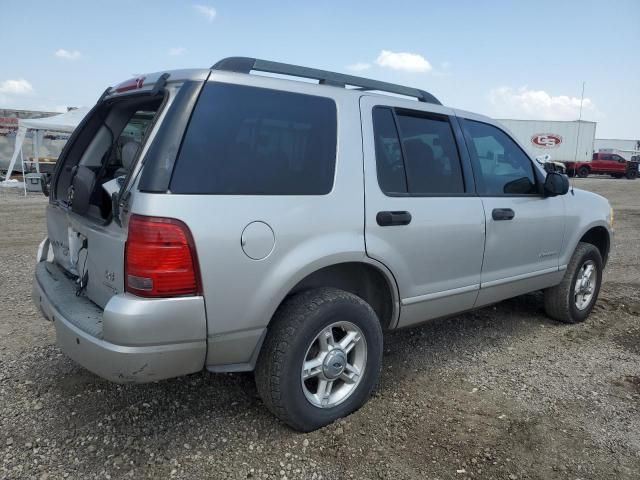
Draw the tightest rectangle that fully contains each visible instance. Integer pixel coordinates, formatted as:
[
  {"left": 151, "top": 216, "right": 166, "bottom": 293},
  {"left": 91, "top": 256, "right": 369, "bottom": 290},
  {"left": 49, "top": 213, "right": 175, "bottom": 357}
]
[
  {"left": 255, "top": 287, "right": 383, "bottom": 432},
  {"left": 544, "top": 242, "right": 603, "bottom": 324},
  {"left": 626, "top": 170, "right": 638, "bottom": 180},
  {"left": 577, "top": 166, "right": 590, "bottom": 178}
]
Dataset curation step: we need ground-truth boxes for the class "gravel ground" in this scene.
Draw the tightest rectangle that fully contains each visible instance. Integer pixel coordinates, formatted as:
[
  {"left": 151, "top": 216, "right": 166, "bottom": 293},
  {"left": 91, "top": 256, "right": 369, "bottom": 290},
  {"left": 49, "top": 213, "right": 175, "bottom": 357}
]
[{"left": 1, "top": 177, "right": 639, "bottom": 480}]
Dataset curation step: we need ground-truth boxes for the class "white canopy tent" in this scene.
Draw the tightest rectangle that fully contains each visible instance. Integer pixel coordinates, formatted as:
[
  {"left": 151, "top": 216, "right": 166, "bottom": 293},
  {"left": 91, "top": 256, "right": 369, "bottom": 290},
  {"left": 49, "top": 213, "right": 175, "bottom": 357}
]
[{"left": 2, "top": 107, "right": 90, "bottom": 183}]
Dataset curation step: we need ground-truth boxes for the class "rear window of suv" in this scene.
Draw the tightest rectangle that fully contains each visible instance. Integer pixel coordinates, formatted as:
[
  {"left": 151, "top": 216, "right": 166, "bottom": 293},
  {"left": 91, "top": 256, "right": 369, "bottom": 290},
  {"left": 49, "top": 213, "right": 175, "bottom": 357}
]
[{"left": 170, "top": 82, "right": 337, "bottom": 195}]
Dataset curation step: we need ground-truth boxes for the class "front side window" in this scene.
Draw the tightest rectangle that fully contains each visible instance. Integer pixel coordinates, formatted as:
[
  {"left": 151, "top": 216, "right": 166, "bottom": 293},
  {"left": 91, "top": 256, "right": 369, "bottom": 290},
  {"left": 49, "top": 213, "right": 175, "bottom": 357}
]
[
  {"left": 463, "top": 120, "right": 537, "bottom": 195},
  {"left": 170, "top": 83, "right": 337, "bottom": 195},
  {"left": 372, "top": 107, "right": 465, "bottom": 195}
]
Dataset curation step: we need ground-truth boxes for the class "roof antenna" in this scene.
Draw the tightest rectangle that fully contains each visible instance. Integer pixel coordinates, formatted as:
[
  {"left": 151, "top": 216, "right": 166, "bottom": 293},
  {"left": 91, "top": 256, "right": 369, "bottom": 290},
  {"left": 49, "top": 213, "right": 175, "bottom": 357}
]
[{"left": 571, "top": 81, "right": 586, "bottom": 195}]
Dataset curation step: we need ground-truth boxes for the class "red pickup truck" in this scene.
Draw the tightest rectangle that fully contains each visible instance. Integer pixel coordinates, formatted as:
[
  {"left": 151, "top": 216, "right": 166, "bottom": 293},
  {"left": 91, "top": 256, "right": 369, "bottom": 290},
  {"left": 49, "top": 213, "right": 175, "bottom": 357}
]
[{"left": 565, "top": 153, "right": 638, "bottom": 179}]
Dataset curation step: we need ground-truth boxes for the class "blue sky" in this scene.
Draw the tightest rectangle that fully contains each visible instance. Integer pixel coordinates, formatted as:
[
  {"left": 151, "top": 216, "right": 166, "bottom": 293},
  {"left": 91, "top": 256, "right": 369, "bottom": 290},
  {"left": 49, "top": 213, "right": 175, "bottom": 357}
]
[{"left": 2, "top": 0, "right": 639, "bottom": 138}]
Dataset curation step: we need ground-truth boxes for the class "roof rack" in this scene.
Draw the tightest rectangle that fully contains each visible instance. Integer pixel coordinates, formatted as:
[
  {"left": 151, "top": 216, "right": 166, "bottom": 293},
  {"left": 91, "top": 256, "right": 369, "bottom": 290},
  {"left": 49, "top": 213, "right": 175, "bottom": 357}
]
[{"left": 211, "top": 57, "right": 441, "bottom": 105}]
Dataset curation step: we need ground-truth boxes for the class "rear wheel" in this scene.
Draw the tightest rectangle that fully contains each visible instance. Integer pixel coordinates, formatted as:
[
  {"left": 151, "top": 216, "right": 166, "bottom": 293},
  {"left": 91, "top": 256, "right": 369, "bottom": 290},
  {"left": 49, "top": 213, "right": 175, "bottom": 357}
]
[
  {"left": 255, "top": 287, "right": 383, "bottom": 432},
  {"left": 544, "top": 242, "right": 603, "bottom": 324},
  {"left": 577, "top": 166, "right": 590, "bottom": 178}
]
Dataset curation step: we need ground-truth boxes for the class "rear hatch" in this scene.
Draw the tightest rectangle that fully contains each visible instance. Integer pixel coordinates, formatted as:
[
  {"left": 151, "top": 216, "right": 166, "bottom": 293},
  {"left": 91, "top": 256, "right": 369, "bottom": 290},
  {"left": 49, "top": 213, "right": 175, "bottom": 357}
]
[{"left": 45, "top": 74, "right": 199, "bottom": 308}]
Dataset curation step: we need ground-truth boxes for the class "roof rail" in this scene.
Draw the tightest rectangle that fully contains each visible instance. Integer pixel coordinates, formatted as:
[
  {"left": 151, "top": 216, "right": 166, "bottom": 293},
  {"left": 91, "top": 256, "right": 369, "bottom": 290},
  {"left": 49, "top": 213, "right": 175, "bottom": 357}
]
[{"left": 211, "top": 57, "right": 441, "bottom": 105}]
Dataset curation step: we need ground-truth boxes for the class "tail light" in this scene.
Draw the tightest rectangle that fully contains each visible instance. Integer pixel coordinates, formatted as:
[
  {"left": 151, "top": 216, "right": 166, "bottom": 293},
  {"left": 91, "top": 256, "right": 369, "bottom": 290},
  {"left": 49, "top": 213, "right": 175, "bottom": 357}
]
[
  {"left": 115, "top": 76, "right": 146, "bottom": 93},
  {"left": 125, "top": 215, "right": 201, "bottom": 298}
]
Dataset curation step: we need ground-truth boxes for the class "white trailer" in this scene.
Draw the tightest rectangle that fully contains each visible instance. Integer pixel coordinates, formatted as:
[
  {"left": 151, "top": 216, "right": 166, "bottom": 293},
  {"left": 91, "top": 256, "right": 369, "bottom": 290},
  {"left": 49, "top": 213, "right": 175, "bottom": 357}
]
[
  {"left": 497, "top": 119, "right": 596, "bottom": 163},
  {"left": 594, "top": 138, "right": 640, "bottom": 161}
]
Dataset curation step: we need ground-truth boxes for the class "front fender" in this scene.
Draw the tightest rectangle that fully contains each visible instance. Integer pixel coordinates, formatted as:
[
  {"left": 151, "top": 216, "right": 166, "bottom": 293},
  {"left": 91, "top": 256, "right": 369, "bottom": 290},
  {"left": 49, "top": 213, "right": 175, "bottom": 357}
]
[{"left": 559, "top": 189, "right": 613, "bottom": 267}]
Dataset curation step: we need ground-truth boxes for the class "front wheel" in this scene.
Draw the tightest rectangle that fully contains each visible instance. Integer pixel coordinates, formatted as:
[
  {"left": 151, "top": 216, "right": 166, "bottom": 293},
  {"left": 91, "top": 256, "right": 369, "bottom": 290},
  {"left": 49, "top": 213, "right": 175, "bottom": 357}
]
[
  {"left": 544, "top": 242, "right": 603, "bottom": 323},
  {"left": 626, "top": 170, "right": 638, "bottom": 180},
  {"left": 255, "top": 288, "right": 383, "bottom": 432}
]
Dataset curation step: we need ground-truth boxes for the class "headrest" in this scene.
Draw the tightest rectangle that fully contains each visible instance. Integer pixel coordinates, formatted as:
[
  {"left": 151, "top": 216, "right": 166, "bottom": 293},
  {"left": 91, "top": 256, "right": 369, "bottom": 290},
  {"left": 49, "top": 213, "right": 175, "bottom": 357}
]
[{"left": 121, "top": 141, "right": 141, "bottom": 170}]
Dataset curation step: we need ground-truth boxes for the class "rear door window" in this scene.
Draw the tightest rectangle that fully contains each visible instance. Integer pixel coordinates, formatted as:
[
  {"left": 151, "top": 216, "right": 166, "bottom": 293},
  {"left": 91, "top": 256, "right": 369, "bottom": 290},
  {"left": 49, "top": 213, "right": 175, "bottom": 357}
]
[
  {"left": 372, "top": 107, "right": 407, "bottom": 194},
  {"left": 395, "top": 112, "right": 465, "bottom": 195},
  {"left": 372, "top": 107, "right": 465, "bottom": 195},
  {"left": 170, "top": 83, "right": 337, "bottom": 195}
]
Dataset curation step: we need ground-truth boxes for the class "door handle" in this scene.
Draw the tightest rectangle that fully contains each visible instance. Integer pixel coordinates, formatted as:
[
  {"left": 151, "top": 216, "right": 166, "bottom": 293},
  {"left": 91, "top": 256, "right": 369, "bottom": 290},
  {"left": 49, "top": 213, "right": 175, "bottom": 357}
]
[
  {"left": 376, "top": 211, "right": 412, "bottom": 226},
  {"left": 492, "top": 208, "right": 515, "bottom": 221}
]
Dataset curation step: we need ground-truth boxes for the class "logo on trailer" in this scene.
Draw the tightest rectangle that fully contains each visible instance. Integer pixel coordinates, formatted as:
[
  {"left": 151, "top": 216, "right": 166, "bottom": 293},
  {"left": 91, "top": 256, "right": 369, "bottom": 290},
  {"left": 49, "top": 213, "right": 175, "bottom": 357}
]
[{"left": 531, "top": 133, "right": 562, "bottom": 148}]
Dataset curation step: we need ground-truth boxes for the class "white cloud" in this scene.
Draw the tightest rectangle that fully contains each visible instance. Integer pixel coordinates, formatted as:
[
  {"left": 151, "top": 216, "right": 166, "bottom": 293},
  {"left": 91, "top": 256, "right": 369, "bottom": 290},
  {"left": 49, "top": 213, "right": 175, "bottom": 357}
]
[
  {"left": 194, "top": 4, "right": 216, "bottom": 21},
  {"left": 0, "top": 80, "right": 79, "bottom": 111},
  {"left": 168, "top": 47, "right": 187, "bottom": 56},
  {"left": 55, "top": 49, "right": 81, "bottom": 60},
  {"left": 0, "top": 79, "right": 35, "bottom": 109},
  {"left": 0, "top": 79, "right": 33, "bottom": 95},
  {"left": 489, "top": 86, "right": 596, "bottom": 121},
  {"left": 346, "top": 62, "right": 371, "bottom": 73},
  {"left": 375, "top": 50, "right": 432, "bottom": 73}
]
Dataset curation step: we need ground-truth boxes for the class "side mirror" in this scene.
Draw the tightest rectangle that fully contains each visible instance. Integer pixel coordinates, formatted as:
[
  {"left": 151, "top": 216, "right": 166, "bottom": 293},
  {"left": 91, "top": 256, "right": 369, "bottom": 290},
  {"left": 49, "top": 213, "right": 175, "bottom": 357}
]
[{"left": 544, "top": 172, "right": 569, "bottom": 197}]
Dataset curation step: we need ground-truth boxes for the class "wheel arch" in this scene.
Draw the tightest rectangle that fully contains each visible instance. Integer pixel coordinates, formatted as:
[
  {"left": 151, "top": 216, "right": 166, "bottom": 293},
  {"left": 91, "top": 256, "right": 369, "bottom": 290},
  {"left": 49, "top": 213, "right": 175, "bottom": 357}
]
[
  {"left": 579, "top": 226, "right": 611, "bottom": 266},
  {"left": 260, "top": 257, "right": 401, "bottom": 334},
  {"left": 283, "top": 261, "right": 400, "bottom": 330}
]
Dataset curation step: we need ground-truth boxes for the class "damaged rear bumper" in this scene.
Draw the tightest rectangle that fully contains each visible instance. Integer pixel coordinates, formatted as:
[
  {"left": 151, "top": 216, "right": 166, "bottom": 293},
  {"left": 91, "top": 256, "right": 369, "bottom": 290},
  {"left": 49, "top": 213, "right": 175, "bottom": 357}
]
[{"left": 33, "top": 260, "right": 207, "bottom": 383}]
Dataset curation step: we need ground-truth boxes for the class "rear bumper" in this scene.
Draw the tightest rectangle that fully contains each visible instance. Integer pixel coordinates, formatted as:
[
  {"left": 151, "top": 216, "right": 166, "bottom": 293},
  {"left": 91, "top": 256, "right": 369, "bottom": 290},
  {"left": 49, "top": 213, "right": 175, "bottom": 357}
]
[{"left": 33, "top": 261, "right": 207, "bottom": 383}]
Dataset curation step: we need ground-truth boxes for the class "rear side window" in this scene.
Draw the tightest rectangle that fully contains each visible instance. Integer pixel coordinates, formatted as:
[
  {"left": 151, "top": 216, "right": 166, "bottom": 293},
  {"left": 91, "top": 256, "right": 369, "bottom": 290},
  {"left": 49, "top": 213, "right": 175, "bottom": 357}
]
[
  {"left": 372, "top": 107, "right": 465, "bottom": 195},
  {"left": 170, "top": 82, "right": 337, "bottom": 195}
]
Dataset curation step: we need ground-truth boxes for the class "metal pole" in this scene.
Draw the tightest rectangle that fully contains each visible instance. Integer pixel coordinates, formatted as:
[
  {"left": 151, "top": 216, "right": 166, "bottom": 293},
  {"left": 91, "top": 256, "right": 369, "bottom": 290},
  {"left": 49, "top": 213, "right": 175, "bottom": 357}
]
[
  {"left": 573, "top": 81, "right": 586, "bottom": 163},
  {"left": 569, "top": 82, "right": 585, "bottom": 194},
  {"left": 21, "top": 147, "right": 26, "bottom": 196}
]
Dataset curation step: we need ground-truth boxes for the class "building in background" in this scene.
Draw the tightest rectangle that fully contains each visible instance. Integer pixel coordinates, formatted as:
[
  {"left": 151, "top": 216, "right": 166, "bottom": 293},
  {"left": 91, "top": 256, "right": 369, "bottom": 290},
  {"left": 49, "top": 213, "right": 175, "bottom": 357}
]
[
  {"left": 594, "top": 138, "right": 640, "bottom": 161},
  {"left": 0, "top": 109, "right": 71, "bottom": 172},
  {"left": 497, "top": 119, "right": 597, "bottom": 164}
]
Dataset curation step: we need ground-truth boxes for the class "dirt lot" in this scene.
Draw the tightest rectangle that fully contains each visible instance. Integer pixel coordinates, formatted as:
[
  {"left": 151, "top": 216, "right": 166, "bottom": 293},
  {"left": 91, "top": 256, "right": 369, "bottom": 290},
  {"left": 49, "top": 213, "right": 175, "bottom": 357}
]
[{"left": 1, "top": 177, "right": 639, "bottom": 480}]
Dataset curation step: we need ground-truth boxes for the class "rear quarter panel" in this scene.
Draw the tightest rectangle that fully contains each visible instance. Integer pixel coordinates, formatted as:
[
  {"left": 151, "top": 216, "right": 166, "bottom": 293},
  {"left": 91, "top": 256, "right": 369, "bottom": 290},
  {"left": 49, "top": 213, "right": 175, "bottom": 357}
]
[{"left": 127, "top": 73, "right": 381, "bottom": 367}]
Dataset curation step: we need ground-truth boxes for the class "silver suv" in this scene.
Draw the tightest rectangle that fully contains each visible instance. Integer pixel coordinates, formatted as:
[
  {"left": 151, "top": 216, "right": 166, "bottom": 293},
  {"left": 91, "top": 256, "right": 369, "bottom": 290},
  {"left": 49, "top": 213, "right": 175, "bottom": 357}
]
[{"left": 33, "top": 57, "right": 613, "bottom": 431}]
